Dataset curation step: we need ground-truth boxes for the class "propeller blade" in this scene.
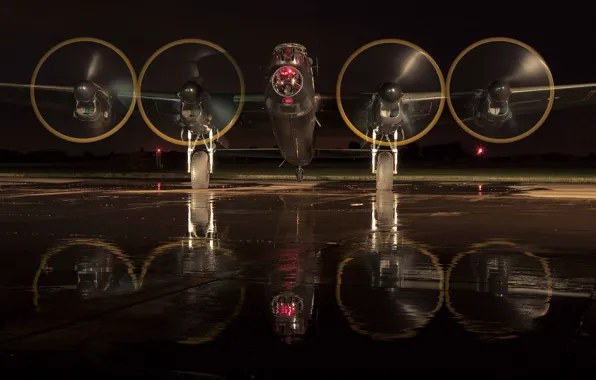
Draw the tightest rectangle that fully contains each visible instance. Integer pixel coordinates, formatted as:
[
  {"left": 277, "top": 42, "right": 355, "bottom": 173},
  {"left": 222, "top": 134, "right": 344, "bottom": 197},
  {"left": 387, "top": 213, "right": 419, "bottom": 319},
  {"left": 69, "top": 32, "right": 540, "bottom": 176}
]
[
  {"left": 203, "top": 94, "right": 237, "bottom": 131},
  {"left": 85, "top": 51, "right": 101, "bottom": 81},
  {"left": 186, "top": 46, "right": 217, "bottom": 85}
]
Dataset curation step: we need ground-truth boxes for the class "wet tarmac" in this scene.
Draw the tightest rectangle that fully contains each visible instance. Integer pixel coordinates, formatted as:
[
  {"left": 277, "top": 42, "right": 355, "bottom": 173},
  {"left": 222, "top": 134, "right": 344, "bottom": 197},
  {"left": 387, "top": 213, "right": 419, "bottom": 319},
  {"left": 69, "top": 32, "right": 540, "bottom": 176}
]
[{"left": 0, "top": 179, "right": 595, "bottom": 376}]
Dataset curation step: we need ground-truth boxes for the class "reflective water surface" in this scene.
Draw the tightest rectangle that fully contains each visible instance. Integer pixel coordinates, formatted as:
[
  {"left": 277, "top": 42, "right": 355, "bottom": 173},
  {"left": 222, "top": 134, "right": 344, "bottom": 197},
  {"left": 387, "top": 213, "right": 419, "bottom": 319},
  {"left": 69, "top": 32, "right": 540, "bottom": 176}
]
[{"left": 0, "top": 180, "right": 595, "bottom": 374}]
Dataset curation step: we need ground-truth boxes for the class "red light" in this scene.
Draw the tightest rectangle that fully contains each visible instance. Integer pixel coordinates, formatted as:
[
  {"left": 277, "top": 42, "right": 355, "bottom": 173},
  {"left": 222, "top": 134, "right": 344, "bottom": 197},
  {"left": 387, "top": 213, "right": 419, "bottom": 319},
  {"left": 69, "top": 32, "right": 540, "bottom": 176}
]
[
  {"left": 476, "top": 147, "right": 484, "bottom": 155},
  {"left": 157, "top": 148, "right": 162, "bottom": 153},
  {"left": 279, "top": 66, "right": 295, "bottom": 77},
  {"left": 282, "top": 97, "right": 293, "bottom": 104},
  {"left": 277, "top": 304, "right": 296, "bottom": 318}
]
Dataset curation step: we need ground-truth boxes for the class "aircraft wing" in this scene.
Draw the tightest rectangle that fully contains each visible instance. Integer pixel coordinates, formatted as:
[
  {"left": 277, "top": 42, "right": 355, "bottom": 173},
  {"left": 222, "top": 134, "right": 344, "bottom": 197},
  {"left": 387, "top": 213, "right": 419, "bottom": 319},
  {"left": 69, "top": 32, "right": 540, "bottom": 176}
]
[
  {"left": 509, "top": 83, "right": 596, "bottom": 113},
  {"left": 0, "top": 83, "right": 75, "bottom": 112},
  {"left": 0, "top": 82, "right": 135, "bottom": 116},
  {"left": 140, "top": 83, "right": 596, "bottom": 117},
  {"left": 446, "top": 83, "right": 596, "bottom": 117}
]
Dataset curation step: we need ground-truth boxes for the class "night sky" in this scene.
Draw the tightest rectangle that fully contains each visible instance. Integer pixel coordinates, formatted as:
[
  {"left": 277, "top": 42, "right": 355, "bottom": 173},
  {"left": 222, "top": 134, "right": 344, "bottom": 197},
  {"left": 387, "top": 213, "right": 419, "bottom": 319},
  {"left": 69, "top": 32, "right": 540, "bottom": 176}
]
[{"left": 1, "top": 1, "right": 596, "bottom": 156}]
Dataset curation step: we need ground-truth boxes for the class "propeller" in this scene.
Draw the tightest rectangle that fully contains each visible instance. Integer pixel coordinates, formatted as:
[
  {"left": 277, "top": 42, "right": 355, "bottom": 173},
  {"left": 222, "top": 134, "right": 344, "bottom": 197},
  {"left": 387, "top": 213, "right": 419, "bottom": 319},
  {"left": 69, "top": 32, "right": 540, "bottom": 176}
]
[
  {"left": 138, "top": 40, "right": 243, "bottom": 146},
  {"left": 26, "top": 39, "right": 137, "bottom": 143},
  {"left": 337, "top": 40, "right": 443, "bottom": 146},
  {"left": 447, "top": 38, "right": 553, "bottom": 142}
]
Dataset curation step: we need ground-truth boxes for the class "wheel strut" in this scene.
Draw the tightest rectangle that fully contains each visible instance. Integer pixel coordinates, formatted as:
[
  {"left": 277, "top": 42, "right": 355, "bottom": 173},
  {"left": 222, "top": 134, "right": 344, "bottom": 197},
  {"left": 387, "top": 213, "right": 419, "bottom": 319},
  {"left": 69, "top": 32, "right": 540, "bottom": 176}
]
[{"left": 296, "top": 166, "right": 304, "bottom": 182}]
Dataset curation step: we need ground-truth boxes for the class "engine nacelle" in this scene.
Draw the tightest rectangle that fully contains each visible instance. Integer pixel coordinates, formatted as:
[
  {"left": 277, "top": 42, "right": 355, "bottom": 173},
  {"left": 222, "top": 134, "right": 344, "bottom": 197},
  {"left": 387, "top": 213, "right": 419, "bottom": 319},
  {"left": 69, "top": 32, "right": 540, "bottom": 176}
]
[
  {"left": 370, "top": 82, "right": 404, "bottom": 136},
  {"left": 175, "top": 81, "right": 214, "bottom": 136},
  {"left": 472, "top": 80, "right": 513, "bottom": 128}
]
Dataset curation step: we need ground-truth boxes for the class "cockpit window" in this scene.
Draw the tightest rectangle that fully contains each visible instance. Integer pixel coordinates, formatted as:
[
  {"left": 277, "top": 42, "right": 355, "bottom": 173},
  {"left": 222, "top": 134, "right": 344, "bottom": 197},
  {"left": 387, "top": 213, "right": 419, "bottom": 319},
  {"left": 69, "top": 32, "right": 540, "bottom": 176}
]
[{"left": 271, "top": 43, "right": 310, "bottom": 68}]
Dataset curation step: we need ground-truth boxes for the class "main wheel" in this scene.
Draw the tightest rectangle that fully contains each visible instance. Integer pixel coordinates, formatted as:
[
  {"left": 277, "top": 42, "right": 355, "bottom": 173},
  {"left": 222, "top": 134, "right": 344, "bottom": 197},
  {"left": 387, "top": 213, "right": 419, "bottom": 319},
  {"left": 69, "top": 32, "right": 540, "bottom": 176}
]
[
  {"left": 376, "top": 151, "right": 394, "bottom": 191},
  {"left": 191, "top": 151, "right": 210, "bottom": 189}
]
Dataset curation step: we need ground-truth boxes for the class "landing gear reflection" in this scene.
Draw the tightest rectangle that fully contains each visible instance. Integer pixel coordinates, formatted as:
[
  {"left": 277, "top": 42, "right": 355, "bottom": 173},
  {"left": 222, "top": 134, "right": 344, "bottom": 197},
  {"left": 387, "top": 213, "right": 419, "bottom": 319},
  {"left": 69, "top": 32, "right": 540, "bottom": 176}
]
[
  {"left": 191, "top": 151, "right": 209, "bottom": 189},
  {"left": 296, "top": 166, "right": 304, "bottom": 182}
]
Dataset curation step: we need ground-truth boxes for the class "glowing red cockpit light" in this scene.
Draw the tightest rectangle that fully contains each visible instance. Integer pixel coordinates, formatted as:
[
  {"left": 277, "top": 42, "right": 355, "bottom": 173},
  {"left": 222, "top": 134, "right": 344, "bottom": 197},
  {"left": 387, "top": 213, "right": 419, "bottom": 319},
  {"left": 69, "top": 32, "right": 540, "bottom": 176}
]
[
  {"left": 282, "top": 97, "right": 293, "bottom": 104},
  {"left": 272, "top": 66, "right": 303, "bottom": 97},
  {"left": 277, "top": 304, "right": 297, "bottom": 318}
]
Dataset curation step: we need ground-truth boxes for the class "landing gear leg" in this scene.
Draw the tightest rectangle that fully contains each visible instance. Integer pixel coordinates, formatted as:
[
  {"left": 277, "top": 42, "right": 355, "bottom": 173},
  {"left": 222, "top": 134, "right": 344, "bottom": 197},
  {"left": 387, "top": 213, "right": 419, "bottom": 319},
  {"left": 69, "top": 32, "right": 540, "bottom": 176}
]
[
  {"left": 296, "top": 166, "right": 304, "bottom": 182},
  {"left": 392, "top": 129, "right": 399, "bottom": 175}
]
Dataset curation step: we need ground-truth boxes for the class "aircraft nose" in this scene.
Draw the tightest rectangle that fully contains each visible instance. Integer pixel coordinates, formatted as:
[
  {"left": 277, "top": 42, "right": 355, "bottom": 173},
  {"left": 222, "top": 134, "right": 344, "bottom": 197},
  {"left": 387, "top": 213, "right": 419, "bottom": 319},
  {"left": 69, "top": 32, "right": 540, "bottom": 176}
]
[
  {"left": 74, "top": 80, "right": 97, "bottom": 103},
  {"left": 179, "top": 81, "right": 202, "bottom": 104},
  {"left": 378, "top": 82, "right": 403, "bottom": 103},
  {"left": 487, "top": 80, "right": 511, "bottom": 102}
]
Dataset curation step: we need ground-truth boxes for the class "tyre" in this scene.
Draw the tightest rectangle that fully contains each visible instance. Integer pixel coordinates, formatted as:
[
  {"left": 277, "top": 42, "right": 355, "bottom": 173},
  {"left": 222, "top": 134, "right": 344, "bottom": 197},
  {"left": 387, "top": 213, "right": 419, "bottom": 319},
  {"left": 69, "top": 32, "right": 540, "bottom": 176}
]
[
  {"left": 376, "top": 151, "right": 393, "bottom": 191},
  {"left": 191, "top": 151, "right": 210, "bottom": 189}
]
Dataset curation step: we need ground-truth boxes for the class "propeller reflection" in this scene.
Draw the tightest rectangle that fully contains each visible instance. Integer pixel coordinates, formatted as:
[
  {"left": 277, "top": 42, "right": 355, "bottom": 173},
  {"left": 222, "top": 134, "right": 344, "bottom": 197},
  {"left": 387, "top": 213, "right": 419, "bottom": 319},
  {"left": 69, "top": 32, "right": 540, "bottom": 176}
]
[
  {"left": 446, "top": 240, "right": 553, "bottom": 341},
  {"left": 140, "top": 192, "right": 233, "bottom": 287},
  {"left": 337, "top": 192, "right": 443, "bottom": 339},
  {"left": 138, "top": 193, "right": 243, "bottom": 345},
  {"left": 32, "top": 238, "right": 137, "bottom": 310}
]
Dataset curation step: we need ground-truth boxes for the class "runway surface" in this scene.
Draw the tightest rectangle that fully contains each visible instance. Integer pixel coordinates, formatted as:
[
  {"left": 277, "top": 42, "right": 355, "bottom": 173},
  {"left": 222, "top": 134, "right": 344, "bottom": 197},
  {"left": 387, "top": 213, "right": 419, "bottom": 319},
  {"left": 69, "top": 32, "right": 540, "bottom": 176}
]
[{"left": 0, "top": 178, "right": 595, "bottom": 376}]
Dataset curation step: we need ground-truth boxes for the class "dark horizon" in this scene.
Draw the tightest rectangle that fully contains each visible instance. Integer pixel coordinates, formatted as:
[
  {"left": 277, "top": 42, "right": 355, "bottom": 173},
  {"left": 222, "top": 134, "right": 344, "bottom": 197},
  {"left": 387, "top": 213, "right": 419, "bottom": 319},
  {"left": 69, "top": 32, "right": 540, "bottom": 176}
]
[{"left": 2, "top": 2, "right": 596, "bottom": 157}]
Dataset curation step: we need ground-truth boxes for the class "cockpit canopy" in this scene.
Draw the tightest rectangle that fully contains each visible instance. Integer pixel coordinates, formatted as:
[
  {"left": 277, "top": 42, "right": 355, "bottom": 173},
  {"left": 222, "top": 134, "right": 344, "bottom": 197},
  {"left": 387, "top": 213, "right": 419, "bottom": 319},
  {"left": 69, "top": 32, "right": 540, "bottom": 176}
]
[{"left": 271, "top": 43, "right": 312, "bottom": 68}]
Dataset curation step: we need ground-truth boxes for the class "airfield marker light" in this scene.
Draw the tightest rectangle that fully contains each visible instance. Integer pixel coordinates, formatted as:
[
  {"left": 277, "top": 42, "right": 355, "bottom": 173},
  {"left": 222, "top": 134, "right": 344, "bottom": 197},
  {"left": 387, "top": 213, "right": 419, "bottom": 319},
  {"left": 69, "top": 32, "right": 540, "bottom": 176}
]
[
  {"left": 155, "top": 149, "right": 162, "bottom": 170},
  {"left": 283, "top": 97, "right": 293, "bottom": 104}
]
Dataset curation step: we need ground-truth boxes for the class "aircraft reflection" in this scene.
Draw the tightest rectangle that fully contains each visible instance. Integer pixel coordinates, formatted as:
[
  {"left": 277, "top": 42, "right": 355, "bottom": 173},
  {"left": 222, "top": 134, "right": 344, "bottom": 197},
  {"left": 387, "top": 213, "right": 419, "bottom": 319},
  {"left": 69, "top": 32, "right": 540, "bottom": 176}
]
[
  {"left": 32, "top": 238, "right": 137, "bottom": 310},
  {"left": 446, "top": 240, "right": 553, "bottom": 341},
  {"left": 139, "top": 192, "right": 244, "bottom": 345},
  {"left": 270, "top": 195, "right": 319, "bottom": 344},
  {"left": 139, "top": 192, "right": 234, "bottom": 287},
  {"left": 336, "top": 192, "right": 443, "bottom": 339}
]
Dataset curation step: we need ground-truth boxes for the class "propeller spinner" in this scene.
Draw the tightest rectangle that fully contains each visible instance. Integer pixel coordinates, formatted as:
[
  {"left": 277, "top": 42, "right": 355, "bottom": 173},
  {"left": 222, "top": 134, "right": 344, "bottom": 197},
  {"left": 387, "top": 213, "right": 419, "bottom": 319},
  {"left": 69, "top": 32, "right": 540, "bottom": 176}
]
[
  {"left": 378, "top": 82, "right": 403, "bottom": 104},
  {"left": 178, "top": 81, "right": 203, "bottom": 104},
  {"left": 486, "top": 79, "right": 511, "bottom": 104},
  {"left": 74, "top": 80, "right": 98, "bottom": 103}
]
